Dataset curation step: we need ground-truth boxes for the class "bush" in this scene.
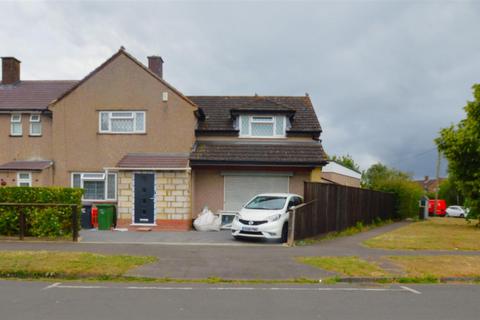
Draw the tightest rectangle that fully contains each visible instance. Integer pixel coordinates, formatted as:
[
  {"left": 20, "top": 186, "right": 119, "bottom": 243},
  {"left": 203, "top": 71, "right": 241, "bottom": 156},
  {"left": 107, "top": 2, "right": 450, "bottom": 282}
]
[
  {"left": 0, "top": 187, "right": 83, "bottom": 238},
  {"left": 374, "top": 179, "right": 423, "bottom": 219}
]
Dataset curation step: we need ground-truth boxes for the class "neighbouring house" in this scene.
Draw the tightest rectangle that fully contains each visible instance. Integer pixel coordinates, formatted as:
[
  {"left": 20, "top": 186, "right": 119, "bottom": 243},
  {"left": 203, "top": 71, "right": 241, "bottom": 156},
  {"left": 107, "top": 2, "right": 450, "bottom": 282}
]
[
  {"left": 0, "top": 48, "right": 328, "bottom": 230},
  {"left": 415, "top": 176, "right": 446, "bottom": 194},
  {"left": 320, "top": 161, "right": 362, "bottom": 188}
]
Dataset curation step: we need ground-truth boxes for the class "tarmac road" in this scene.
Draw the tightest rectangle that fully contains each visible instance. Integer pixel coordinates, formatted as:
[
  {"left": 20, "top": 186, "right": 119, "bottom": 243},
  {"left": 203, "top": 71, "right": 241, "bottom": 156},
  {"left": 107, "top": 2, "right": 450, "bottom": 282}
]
[{"left": 1, "top": 280, "right": 479, "bottom": 320}]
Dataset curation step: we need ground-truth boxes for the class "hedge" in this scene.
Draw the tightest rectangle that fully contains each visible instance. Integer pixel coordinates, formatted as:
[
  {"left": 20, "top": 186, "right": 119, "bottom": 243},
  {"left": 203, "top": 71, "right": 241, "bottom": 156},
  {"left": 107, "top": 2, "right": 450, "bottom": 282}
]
[
  {"left": 373, "top": 179, "right": 424, "bottom": 219},
  {"left": 0, "top": 187, "right": 83, "bottom": 238}
]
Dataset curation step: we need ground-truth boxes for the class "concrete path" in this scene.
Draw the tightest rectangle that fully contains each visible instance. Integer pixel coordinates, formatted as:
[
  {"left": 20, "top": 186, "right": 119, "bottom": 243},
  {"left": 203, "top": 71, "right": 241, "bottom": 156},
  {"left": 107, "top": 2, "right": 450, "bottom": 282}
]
[
  {"left": 2, "top": 280, "right": 480, "bottom": 320},
  {"left": 1, "top": 222, "right": 479, "bottom": 280}
]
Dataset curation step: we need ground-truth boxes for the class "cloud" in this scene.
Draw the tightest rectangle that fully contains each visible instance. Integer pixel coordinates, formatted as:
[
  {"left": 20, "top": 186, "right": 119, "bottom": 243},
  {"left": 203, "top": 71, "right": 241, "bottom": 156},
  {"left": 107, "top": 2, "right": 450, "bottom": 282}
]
[{"left": 1, "top": 1, "right": 479, "bottom": 178}]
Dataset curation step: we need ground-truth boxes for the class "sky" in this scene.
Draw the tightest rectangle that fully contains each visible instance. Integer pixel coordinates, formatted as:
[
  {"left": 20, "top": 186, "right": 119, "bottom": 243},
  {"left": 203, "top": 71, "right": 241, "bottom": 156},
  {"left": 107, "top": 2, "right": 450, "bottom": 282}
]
[{"left": 1, "top": 0, "right": 479, "bottom": 178}]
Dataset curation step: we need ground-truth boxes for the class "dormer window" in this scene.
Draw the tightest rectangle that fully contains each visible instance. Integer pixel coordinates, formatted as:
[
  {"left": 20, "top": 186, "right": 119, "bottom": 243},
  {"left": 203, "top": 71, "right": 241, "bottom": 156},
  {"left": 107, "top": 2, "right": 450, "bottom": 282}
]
[{"left": 239, "top": 115, "right": 286, "bottom": 138}]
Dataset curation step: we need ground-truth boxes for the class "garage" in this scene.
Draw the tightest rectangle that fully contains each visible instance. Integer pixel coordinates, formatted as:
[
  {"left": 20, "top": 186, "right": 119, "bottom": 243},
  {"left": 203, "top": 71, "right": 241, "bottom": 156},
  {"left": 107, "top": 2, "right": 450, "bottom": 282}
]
[{"left": 223, "top": 173, "right": 291, "bottom": 211}]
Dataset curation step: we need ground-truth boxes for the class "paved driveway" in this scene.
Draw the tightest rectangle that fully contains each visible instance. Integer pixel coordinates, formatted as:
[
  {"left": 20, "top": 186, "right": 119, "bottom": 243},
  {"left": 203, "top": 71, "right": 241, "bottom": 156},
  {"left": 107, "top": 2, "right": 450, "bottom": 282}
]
[{"left": 79, "top": 229, "right": 281, "bottom": 246}]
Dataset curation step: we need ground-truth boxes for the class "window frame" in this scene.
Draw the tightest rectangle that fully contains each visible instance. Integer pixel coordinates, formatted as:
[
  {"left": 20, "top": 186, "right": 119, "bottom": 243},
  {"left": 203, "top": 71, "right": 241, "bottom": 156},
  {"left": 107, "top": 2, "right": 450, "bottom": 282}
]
[
  {"left": 71, "top": 172, "right": 117, "bottom": 201},
  {"left": 10, "top": 113, "right": 22, "bottom": 136},
  {"left": 29, "top": 114, "right": 42, "bottom": 136},
  {"left": 98, "top": 111, "right": 146, "bottom": 134},
  {"left": 239, "top": 115, "right": 286, "bottom": 138},
  {"left": 17, "top": 172, "right": 32, "bottom": 187}
]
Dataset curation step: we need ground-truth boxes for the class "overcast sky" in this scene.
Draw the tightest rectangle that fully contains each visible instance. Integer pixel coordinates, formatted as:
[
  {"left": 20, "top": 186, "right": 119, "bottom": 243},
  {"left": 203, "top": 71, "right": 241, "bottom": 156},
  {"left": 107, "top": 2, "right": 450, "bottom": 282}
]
[{"left": 2, "top": 0, "right": 479, "bottom": 178}]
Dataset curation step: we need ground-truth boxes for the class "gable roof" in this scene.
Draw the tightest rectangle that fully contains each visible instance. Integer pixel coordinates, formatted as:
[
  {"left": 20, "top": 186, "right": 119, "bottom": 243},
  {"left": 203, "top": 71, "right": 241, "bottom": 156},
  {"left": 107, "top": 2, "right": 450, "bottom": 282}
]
[
  {"left": 0, "top": 81, "right": 76, "bottom": 111},
  {"left": 50, "top": 47, "right": 196, "bottom": 108},
  {"left": 188, "top": 95, "right": 322, "bottom": 136}
]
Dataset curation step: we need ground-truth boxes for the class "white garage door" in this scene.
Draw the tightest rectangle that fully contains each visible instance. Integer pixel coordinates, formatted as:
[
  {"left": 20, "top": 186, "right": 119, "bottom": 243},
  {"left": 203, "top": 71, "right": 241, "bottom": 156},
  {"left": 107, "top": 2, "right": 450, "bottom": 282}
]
[{"left": 224, "top": 174, "right": 290, "bottom": 212}]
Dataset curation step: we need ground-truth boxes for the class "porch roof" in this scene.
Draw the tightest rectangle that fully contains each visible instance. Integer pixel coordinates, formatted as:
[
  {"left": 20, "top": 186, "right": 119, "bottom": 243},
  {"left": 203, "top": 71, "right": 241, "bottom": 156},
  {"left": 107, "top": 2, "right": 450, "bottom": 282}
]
[
  {"left": 0, "top": 160, "right": 53, "bottom": 171},
  {"left": 115, "top": 153, "right": 190, "bottom": 170}
]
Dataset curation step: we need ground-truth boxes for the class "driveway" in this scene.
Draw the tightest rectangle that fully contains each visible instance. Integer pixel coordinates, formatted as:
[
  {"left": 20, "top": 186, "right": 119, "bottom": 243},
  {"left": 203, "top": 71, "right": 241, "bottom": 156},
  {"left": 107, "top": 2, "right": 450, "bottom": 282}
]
[{"left": 79, "top": 229, "right": 281, "bottom": 246}]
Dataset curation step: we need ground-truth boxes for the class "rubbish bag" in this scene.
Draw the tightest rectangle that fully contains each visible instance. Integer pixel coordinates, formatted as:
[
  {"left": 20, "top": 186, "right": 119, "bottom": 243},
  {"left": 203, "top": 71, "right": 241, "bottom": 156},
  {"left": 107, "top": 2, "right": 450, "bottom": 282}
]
[{"left": 193, "top": 206, "right": 221, "bottom": 231}]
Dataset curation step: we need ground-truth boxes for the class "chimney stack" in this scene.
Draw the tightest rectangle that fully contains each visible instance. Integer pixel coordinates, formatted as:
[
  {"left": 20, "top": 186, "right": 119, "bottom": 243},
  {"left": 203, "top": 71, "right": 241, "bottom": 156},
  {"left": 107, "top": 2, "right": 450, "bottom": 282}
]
[
  {"left": 148, "top": 56, "right": 163, "bottom": 79},
  {"left": 2, "top": 57, "right": 21, "bottom": 84}
]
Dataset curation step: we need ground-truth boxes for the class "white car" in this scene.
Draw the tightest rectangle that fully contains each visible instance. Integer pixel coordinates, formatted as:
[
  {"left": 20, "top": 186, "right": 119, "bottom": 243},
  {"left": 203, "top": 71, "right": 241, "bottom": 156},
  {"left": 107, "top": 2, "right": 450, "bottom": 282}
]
[
  {"left": 445, "top": 205, "right": 469, "bottom": 218},
  {"left": 231, "top": 193, "right": 303, "bottom": 242}
]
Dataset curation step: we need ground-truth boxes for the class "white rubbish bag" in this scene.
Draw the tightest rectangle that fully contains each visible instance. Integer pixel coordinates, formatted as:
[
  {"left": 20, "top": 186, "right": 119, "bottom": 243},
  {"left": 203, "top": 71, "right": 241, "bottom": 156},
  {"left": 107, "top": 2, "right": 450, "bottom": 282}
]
[{"left": 193, "top": 206, "right": 221, "bottom": 231}]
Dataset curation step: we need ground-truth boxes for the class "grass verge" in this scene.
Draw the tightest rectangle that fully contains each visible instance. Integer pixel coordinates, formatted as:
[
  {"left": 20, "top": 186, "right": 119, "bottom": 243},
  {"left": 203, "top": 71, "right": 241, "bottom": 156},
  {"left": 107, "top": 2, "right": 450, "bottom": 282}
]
[
  {"left": 387, "top": 255, "right": 480, "bottom": 278},
  {"left": 0, "top": 250, "right": 156, "bottom": 279},
  {"left": 298, "top": 256, "right": 390, "bottom": 277},
  {"left": 364, "top": 217, "right": 480, "bottom": 251},
  {"left": 296, "top": 219, "right": 393, "bottom": 246}
]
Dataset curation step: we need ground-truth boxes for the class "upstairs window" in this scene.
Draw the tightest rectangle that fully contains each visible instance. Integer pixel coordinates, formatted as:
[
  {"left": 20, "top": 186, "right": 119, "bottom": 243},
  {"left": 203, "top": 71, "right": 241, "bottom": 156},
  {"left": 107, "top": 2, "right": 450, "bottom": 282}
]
[
  {"left": 29, "top": 114, "right": 42, "bottom": 136},
  {"left": 72, "top": 172, "right": 117, "bottom": 201},
  {"left": 239, "top": 115, "right": 286, "bottom": 138},
  {"left": 10, "top": 114, "right": 22, "bottom": 136},
  {"left": 99, "top": 111, "right": 146, "bottom": 134}
]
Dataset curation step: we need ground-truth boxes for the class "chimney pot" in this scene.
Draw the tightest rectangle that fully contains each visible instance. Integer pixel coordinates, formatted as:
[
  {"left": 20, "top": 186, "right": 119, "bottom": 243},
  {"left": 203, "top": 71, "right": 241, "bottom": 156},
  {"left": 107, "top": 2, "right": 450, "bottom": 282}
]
[
  {"left": 2, "top": 57, "right": 21, "bottom": 85},
  {"left": 148, "top": 56, "right": 164, "bottom": 79}
]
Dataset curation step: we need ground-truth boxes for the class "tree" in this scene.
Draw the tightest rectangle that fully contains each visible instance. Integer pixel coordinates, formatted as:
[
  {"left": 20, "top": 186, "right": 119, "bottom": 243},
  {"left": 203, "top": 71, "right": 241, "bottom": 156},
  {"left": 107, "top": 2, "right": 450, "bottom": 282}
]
[
  {"left": 436, "top": 84, "right": 480, "bottom": 222},
  {"left": 361, "top": 163, "right": 410, "bottom": 189},
  {"left": 362, "top": 163, "right": 422, "bottom": 219},
  {"left": 330, "top": 154, "right": 361, "bottom": 172},
  {"left": 438, "top": 178, "right": 464, "bottom": 207}
]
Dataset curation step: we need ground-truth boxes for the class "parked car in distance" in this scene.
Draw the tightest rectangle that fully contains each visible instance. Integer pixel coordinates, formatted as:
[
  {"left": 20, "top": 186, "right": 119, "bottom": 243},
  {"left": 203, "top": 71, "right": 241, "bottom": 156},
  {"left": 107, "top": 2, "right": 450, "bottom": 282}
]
[
  {"left": 428, "top": 199, "right": 447, "bottom": 216},
  {"left": 446, "top": 205, "right": 469, "bottom": 218},
  {"left": 231, "top": 193, "right": 303, "bottom": 243}
]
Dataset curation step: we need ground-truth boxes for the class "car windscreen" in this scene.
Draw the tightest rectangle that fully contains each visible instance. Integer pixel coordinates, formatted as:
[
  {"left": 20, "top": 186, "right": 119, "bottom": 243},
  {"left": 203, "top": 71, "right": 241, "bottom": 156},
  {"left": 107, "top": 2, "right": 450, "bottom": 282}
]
[{"left": 245, "top": 196, "right": 287, "bottom": 210}]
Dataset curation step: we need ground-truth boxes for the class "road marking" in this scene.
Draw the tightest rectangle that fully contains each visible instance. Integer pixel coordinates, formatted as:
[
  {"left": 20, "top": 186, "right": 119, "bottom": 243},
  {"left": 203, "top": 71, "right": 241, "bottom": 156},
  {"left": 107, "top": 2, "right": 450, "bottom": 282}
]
[
  {"left": 47, "top": 284, "right": 418, "bottom": 294},
  {"left": 43, "top": 282, "right": 61, "bottom": 290},
  {"left": 400, "top": 286, "right": 422, "bottom": 294}
]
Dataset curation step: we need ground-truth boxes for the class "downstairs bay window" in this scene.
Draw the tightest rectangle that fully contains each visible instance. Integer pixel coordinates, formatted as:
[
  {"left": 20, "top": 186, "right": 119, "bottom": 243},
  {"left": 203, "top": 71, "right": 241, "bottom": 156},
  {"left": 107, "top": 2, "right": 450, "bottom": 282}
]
[{"left": 72, "top": 172, "right": 117, "bottom": 201}]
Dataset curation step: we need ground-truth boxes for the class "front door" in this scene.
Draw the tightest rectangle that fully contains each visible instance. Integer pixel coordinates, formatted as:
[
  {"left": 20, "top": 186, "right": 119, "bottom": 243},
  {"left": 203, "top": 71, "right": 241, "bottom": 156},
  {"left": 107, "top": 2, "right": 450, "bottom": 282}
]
[{"left": 134, "top": 173, "right": 155, "bottom": 224}]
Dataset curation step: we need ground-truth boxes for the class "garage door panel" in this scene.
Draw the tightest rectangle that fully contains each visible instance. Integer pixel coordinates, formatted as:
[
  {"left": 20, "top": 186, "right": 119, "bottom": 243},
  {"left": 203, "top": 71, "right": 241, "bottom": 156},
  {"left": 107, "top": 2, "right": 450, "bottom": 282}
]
[{"left": 224, "top": 175, "right": 289, "bottom": 211}]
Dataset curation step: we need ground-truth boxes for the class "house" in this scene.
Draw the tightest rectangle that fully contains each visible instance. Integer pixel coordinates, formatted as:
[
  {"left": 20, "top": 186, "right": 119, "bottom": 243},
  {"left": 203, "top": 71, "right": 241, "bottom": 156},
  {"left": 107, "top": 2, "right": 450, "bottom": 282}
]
[
  {"left": 0, "top": 48, "right": 328, "bottom": 230},
  {"left": 415, "top": 176, "right": 446, "bottom": 194},
  {"left": 320, "top": 161, "right": 362, "bottom": 188}
]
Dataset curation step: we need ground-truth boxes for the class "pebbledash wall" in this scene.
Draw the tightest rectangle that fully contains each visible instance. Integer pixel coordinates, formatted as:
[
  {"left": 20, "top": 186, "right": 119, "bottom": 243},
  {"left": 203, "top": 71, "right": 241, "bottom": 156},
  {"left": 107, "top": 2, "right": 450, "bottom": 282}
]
[{"left": 116, "top": 170, "right": 192, "bottom": 231}]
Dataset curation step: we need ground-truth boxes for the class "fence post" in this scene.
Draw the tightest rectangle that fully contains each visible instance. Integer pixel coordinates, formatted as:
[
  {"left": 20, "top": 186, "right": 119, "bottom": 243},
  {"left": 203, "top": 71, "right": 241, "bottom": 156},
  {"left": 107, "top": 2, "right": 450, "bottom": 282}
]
[
  {"left": 72, "top": 205, "right": 79, "bottom": 242},
  {"left": 287, "top": 208, "right": 296, "bottom": 247},
  {"left": 19, "top": 207, "right": 26, "bottom": 240}
]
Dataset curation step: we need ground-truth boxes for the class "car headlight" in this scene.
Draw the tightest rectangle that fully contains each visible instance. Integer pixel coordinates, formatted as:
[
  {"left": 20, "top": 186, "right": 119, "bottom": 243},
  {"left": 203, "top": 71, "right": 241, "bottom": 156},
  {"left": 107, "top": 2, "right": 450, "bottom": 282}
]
[{"left": 267, "top": 214, "right": 282, "bottom": 222}]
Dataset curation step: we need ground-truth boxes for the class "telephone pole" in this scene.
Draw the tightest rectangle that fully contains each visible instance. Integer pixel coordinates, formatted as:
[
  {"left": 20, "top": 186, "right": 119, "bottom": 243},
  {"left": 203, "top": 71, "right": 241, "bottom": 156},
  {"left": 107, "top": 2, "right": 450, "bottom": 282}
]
[{"left": 433, "top": 150, "right": 441, "bottom": 217}]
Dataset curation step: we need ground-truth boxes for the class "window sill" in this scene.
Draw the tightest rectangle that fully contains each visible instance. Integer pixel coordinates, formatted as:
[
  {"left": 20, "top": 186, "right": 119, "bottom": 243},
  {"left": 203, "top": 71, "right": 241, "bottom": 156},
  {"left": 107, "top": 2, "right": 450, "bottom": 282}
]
[
  {"left": 238, "top": 136, "right": 287, "bottom": 139},
  {"left": 97, "top": 132, "right": 147, "bottom": 135},
  {"left": 9, "top": 135, "right": 23, "bottom": 138},
  {"left": 29, "top": 135, "right": 43, "bottom": 138}
]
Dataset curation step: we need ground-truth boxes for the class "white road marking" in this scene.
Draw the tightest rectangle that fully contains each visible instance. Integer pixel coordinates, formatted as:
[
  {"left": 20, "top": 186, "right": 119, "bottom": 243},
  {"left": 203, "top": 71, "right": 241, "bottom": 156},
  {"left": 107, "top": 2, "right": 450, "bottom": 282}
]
[
  {"left": 43, "top": 282, "right": 61, "bottom": 290},
  {"left": 400, "top": 286, "right": 422, "bottom": 294},
  {"left": 47, "top": 284, "right": 418, "bottom": 294}
]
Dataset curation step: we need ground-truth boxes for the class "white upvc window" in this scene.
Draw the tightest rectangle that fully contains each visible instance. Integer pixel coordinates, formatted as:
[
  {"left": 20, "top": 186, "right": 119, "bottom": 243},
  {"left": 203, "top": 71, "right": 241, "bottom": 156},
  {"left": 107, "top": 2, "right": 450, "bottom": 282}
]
[
  {"left": 29, "top": 114, "right": 42, "bottom": 136},
  {"left": 17, "top": 172, "right": 32, "bottom": 187},
  {"left": 71, "top": 172, "right": 117, "bottom": 201},
  {"left": 10, "top": 114, "right": 22, "bottom": 136},
  {"left": 99, "top": 111, "right": 146, "bottom": 134},
  {"left": 239, "top": 115, "right": 286, "bottom": 138}
]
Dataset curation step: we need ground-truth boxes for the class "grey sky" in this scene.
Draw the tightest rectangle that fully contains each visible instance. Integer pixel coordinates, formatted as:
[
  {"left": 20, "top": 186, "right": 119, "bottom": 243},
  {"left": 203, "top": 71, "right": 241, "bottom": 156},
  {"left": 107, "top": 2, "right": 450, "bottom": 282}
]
[{"left": 2, "top": 0, "right": 479, "bottom": 178}]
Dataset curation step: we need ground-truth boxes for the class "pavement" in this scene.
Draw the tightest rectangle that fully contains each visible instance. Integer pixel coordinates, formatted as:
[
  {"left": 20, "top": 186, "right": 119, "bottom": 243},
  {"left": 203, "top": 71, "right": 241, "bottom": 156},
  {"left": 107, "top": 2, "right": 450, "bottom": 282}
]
[
  {"left": 1, "top": 280, "right": 479, "bottom": 320},
  {"left": 1, "top": 222, "right": 480, "bottom": 280}
]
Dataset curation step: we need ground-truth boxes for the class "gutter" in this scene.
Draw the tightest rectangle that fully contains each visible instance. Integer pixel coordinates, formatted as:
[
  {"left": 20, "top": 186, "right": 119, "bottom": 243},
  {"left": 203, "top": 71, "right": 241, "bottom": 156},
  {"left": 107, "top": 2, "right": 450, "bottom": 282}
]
[{"left": 103, "top": 167, "right": 191, "bottom": 171}]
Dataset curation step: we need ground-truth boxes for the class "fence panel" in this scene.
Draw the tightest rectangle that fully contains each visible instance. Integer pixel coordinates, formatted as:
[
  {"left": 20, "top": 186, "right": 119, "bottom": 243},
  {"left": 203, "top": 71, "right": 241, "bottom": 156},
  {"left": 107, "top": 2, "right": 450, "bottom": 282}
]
[{"left": 292, "top": 182, "right": 396, "bottom": 241}]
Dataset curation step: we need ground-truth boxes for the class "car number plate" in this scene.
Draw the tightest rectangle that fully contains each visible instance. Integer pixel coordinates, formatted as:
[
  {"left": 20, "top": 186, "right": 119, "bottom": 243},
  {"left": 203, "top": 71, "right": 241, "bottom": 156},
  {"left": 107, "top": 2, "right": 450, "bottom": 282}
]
[{"left": 241, "top": 226, "right": 258, "bottom": 232}]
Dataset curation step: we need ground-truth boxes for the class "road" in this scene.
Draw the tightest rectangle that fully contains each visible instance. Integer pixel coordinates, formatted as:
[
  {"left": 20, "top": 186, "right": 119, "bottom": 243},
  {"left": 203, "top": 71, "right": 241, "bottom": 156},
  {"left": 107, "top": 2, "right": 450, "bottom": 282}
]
[{"left": 1, "top": 280, "right": 479, "bottom": 320}]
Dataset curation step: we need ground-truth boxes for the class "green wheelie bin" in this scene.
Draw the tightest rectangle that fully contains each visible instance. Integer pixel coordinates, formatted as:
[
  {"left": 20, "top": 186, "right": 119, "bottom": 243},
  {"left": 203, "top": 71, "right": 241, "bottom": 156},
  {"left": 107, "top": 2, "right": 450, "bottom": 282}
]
[{"left": 96, "top": 204, "right": 115, "bottom": 230}]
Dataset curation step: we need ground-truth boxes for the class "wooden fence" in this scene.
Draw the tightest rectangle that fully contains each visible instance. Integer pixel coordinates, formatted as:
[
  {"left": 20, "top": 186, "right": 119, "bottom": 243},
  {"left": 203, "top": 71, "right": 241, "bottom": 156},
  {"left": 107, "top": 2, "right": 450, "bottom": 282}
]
[
  {"left": 0, "top": 203, "right": 79, "bottom": 242},
  {"left": 288, "top": 182, "right": 396, "bottom": 243}
]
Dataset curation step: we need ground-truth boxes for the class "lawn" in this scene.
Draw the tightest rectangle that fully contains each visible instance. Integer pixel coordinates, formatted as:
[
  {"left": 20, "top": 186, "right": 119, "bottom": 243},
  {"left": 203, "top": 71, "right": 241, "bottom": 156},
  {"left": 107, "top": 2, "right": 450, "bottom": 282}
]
[
  {"left": 388, "top": 256, "right": 480, "bottom": 278},
  {"left": 0, "top": 251, "right": 156, "bottom": 278},
  {"left": 363, "top": 218, "right": 480, "bottom": 251},
  {"left": 298, "top": 256, "right": 389, "bottom": 277}
]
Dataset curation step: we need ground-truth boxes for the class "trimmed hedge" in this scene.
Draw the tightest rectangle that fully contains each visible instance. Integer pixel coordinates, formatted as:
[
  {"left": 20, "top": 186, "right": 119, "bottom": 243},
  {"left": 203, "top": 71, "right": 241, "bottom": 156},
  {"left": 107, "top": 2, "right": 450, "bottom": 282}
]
[{"left": 0, "top": 187, "right": 83, "bottom": 237}]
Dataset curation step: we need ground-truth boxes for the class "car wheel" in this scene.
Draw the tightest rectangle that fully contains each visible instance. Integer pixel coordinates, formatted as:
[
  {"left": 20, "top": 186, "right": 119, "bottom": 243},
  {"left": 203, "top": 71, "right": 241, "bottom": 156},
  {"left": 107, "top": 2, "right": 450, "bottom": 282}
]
[
  {"left": 281, "top": 223, "right": 288, "bottom": 243},
  {"left": 233, "top": 235, "right": 242, "bottom": 241},
  {"left": 460, "top": 214, "right": 465, "bottom": 218}
]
